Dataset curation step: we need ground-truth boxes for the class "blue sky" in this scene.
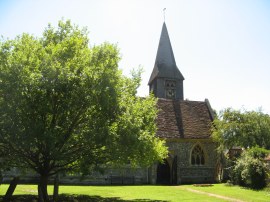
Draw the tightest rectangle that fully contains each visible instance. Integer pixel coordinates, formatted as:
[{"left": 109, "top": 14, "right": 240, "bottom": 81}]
[{"left": 1, "top": 0, "right": 270, "bottom": 114}]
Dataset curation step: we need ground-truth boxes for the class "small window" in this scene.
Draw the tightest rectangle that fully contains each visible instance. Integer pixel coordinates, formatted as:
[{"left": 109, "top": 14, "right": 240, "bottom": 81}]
[
  {"left": 165, "top": 80, "right": 176, "bottom": 99},
  {"left": 191, "top": 145, "right": 205, "bottom": 166}
]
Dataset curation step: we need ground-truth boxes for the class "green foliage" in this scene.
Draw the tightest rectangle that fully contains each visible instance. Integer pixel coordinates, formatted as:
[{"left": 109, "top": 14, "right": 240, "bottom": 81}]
[
  {"left": 246, "top": 146, "right": 270, "bottom": 159},
  {"left": 231, "top": 149, "right": 269, "bottom": 189},
  {"left": 0, "top": 20, "right": 167, "bottom": 200},
  {"left": 212, "top": 109, "right": 270, "bottom": 189},
  {"left": 212, "top": 108, "right": 270, "bottom": 152}
]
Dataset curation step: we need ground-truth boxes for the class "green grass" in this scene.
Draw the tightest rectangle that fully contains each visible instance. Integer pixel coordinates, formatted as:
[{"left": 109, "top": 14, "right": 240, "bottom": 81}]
[
  {"left": 181, "top": 184, "right": 270, "bottom": 202},
  {"left": 0, "top": 184, "right": 269, "bottom": 201},
  {"left": 0, "top": 185, "right": 221, "bottom": 202}
]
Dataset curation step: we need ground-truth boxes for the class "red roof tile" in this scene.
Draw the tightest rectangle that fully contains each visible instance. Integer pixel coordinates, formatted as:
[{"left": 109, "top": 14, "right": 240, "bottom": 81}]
[
  {"left": 264, "top": 154, "right": 270, "bottom": 161},
  {"left": 156, "top": 99, "right": 213, "bottom": 139}
]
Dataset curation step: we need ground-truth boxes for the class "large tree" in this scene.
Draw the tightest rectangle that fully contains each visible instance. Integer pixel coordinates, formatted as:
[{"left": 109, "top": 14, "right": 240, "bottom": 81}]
[
  {"left": 0, "top": 20, "right": 167, "bottom": 201},
  {"left": 212, "top": 108, "right": 270, "bottom": 152}
]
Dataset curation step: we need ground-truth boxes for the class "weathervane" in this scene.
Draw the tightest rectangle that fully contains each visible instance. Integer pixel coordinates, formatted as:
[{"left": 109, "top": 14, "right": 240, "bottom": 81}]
[{"left": 163, "top": 8, "right": 166, "bottom": 22}]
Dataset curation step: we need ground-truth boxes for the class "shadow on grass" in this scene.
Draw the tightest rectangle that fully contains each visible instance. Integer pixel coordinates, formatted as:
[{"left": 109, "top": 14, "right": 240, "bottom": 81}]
[{"left": 0, "top": 194, "right": 169, "bottom": 202}]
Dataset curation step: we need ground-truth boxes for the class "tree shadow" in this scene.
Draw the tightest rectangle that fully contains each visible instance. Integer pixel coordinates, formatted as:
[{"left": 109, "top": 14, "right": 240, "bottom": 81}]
[{"left": 0, "top": 194, "right": 169, "bottom": 202}]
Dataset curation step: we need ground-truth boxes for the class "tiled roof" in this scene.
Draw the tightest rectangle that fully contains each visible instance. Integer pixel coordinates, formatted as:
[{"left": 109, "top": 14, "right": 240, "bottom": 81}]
[
  {"left": 264, "top": 154, "right": 270, "bottom": 161},
  {"left": 156, "top": 99, "right": 213, "bottom": 139}
]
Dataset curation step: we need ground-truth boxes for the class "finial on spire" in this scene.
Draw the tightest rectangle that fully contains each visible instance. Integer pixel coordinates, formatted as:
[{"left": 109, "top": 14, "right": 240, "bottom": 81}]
[{"left": 163, "top": 8, "right": 166, "bottom": 22}]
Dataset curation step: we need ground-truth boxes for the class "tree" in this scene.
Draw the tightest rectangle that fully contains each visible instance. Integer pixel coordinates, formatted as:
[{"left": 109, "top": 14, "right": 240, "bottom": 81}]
[
  {"left": 212, "top": 108, "right": 270, "bottom": 152},
  {"left": 212, "top": 109, "right": 270, "bottom": 187},
  {"left": 0, "top": 20, "right": 167, "bottom": 201}
]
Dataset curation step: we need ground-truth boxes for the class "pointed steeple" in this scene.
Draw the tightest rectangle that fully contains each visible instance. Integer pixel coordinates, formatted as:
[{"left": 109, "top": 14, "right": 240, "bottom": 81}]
[
  {"left": 149, "top": 23, "right": 184, "bottom": 84},
  {"left": 148, "top": 22, "right": 184, "bottom": 100}
]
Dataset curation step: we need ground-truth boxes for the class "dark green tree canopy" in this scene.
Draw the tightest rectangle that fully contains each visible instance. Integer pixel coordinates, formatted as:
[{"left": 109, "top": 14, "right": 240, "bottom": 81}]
[
  {"left": 212, "top": 108, "right": 270, "bottom": 152},
  {"left": 0, "top": 20, "right": 167, "bottom": 201}
]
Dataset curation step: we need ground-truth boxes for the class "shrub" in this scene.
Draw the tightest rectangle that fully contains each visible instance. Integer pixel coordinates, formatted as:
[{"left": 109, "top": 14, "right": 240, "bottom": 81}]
[
  {"left": 231, "top": 157, "right": 246, "bottom": 186},
  {"left": 231, "top": 149, "right": 269, "bottom": 189}
]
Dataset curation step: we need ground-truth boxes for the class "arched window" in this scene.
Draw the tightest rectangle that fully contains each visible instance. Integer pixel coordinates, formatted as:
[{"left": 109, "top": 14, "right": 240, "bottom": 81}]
[{"left": 191, "top": 145, "right": 205, "bottom": 165}]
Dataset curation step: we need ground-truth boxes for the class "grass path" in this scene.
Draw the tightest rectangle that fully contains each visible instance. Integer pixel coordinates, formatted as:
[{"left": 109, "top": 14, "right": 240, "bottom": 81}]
[
  {"left": 177, "top": 186, "right": 244, "bottom": 202},
  {"left": 0, "top": 184, "right": 269, "bottom": 201},
  {"left": 180, "top": 184, "right": 270, "bottom": 202}
]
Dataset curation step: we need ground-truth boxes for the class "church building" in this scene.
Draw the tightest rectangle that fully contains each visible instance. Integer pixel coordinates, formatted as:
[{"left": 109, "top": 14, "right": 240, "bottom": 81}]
[
  {"left": 3, "top": 22, "right": 219, "bottom": 185},
  {"left": 2, "top": 18, "right": 220, "bottom": 186},
  {"left": 147, "top": 22, "right": 218, "bottom": 184}
]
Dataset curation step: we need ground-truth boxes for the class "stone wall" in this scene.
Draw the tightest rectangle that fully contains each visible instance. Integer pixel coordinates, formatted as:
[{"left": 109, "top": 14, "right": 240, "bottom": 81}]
[
  {"left": 166, "top": 139, "right": 218, "bottom": 184},
  {"left": 3, "top": 166, "right": 149, "bottom": 185},
  {"left": 3, "top": 139, "right": 217, "bottom": 185},
  {"left": 147, "top": 139, "right": 217, "bottom": 185}
]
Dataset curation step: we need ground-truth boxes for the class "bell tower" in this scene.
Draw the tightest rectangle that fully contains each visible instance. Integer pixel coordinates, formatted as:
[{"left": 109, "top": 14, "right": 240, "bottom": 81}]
[{"left": 148, "top": 23, "right": 184, "bottom": 100}]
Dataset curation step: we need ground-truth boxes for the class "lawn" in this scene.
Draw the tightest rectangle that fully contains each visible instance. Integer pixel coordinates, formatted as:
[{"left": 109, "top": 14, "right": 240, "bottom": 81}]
[
  {"left": 181, "top": 184, "right": 270, "bottom": 202},
  {"left": 0, "top": 184, "right": 269, "bottom": 201}
]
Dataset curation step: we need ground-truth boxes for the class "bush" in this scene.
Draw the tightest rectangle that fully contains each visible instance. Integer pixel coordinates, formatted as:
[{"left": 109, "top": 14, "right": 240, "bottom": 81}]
[
  {"left": 248, "top": 159, "right": 268, "bottom": 189},
  {"left": 231, "top": 150, "right": 269, "bottom": 189},
  {"left": 231, "top": 157, "right": 246, "bottom": 186}
]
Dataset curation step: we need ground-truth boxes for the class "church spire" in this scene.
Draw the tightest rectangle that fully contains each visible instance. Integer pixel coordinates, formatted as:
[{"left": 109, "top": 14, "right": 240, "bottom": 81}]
[{"left": 148, "top": 22, "right": 184, "bottom": 100}]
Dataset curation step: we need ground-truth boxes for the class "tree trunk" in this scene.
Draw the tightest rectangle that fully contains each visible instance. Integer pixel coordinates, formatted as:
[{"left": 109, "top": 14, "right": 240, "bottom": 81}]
[
  {"left": 38, "top": 175, "right": 49, "bottom": 202},
  {"left": 0, "top": 172, "right": 3, "bottom": 186},
  {"left": 53, "top": 174, "right": 59, "bottom": 201},
  {"left": 38, "top": 184, "right": 44, "bottom": 202},
  {"left": 3, "top": 176, "right": 19, "bottom": 202}
]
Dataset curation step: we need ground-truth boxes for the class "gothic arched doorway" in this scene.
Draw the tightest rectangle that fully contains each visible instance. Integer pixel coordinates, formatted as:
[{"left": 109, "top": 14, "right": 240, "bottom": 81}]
[{"left": 156, "top": 159, "right": 170, "bottom": 184}]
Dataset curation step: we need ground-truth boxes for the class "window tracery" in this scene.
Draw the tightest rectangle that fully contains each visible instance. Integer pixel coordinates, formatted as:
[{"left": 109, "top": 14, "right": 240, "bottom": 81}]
[{"left": 191, "top": 145, "right": 205, "bottom": 165}]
